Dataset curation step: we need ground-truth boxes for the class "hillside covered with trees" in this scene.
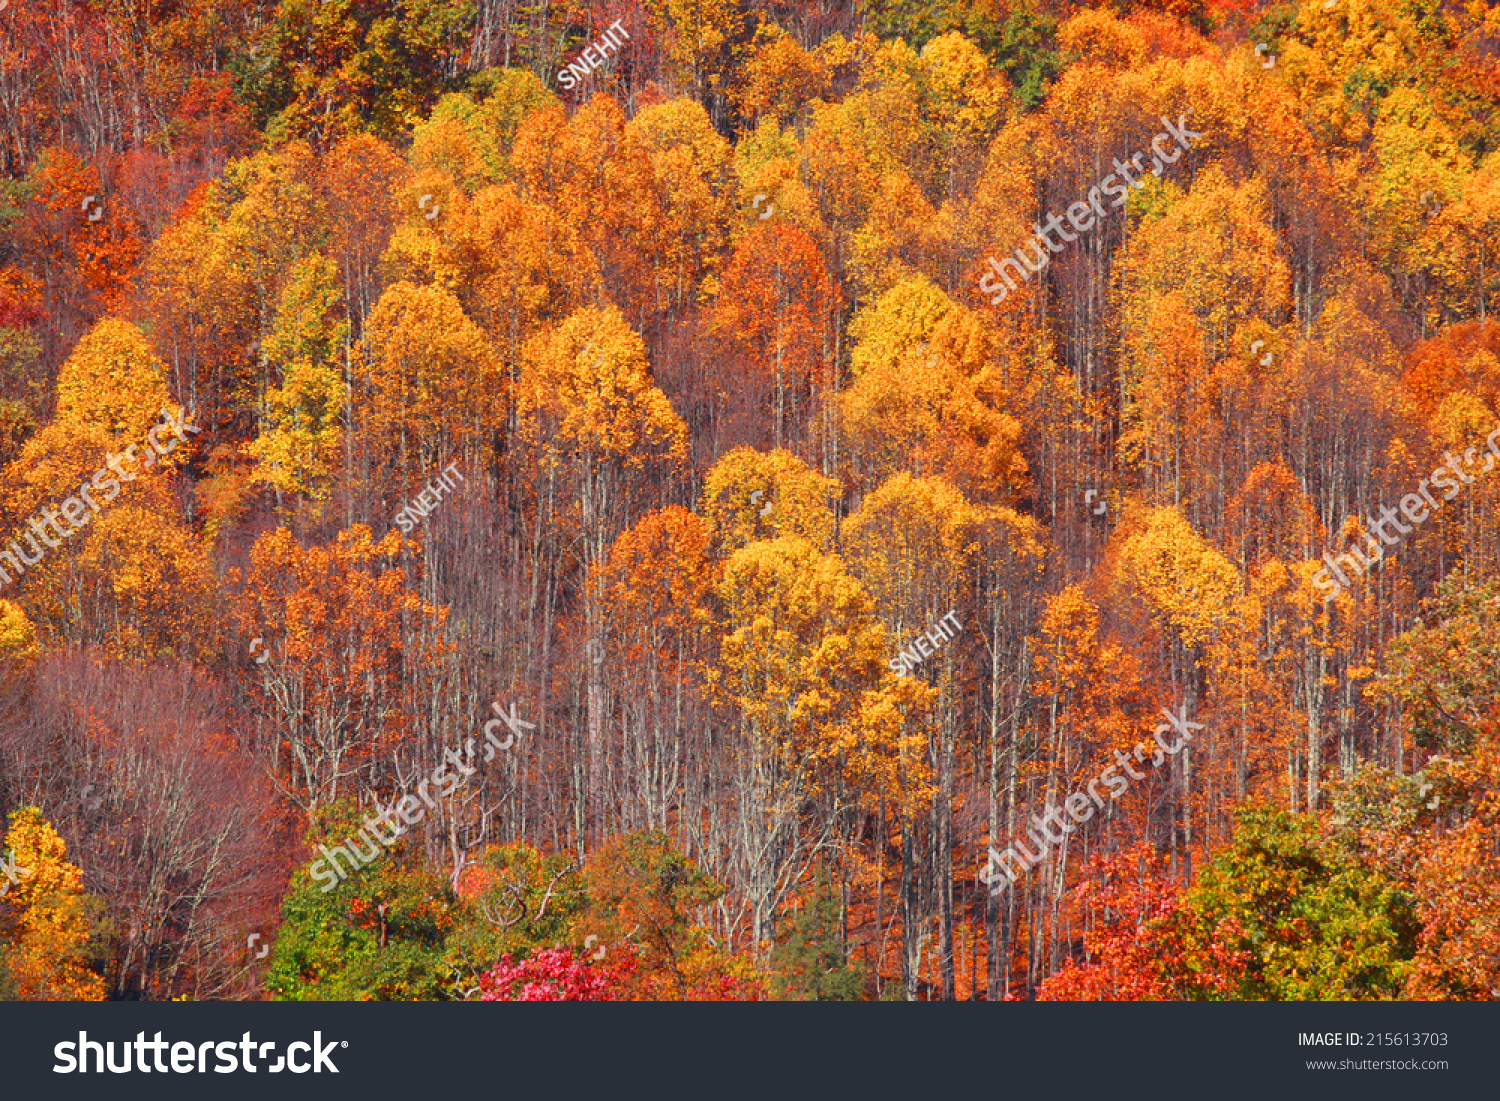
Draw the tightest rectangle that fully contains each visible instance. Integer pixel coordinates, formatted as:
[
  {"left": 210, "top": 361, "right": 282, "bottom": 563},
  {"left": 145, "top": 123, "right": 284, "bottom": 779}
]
[{"left": 1, "top": 0, "right": 1499, "bottom": 1001}]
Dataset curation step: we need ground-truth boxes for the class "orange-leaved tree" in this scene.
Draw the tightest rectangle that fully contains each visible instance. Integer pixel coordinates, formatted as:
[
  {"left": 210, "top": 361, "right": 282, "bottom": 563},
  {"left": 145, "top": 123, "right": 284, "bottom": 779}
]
[
  {"left": 231, "top": 524, "right": 450, "bottom": 813},
  {"left": 0, "top": 806, "right": 104, "bottom": 1000}
]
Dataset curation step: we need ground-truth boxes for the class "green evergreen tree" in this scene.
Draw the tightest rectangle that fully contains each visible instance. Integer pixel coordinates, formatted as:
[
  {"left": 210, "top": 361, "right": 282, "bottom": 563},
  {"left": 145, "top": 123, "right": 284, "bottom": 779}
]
[{"left": 770, "top": 867, "right": 869, "bottom": 1000}]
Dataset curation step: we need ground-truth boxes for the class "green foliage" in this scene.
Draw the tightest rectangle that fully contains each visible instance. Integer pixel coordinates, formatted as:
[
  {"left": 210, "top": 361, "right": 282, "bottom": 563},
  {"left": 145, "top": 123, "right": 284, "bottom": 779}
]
[
  {"left": 266, "top": 804, "right": 453, "bottom": 1001},
  {"left": 0, "top": 177, "right": 30, "bottom": 228},
  {"left": 1376, "top": 575, "right": 1500, "bottom": 753},
  {"left": 441, "top": 843, "right": 586, "bottom": 998},
  {"left": 411, "top": 93, "right": 504, "bottom": 191},
  {"left": 269, "top": 819, "right": 597, "bottom": 1001},
  {"left": 1343, "top": 62, "right": 1394, "bottom": 125},
  {"left": 1401, "top": 0, "right": 1455, "bottom": 48},
  {"left": 1327, "top": 761, "right": 1442, "bottom": 856},
  {"left": 855, "top": 0, "right": 1058, "bottom": 110},
  {"left": 241, "top": 0, "right": 477, "bottom": 142},
  {"left": 468, "top": 68, "right": 562, "bottom": 176},
  {"left": 770, "top": 867, "right": 869, "bottom": 1000},
  {"left": 857, "top": 0, "right": 965, "bottom": 50},
  {"left": 247, "top": 254, "right": 348, "bottom": 498},
  {"left": 263, "top": 253, "right": 349, "bottom": 369},
  {"left": 981, "top": 2, "right": 1060, "bottom": 111},
  {"left": 1166, "top": 807, "right": 1420, "bottom": 1000},
  {"left": 1246, "top": 5, "right": 1296, "bottom": 57}
]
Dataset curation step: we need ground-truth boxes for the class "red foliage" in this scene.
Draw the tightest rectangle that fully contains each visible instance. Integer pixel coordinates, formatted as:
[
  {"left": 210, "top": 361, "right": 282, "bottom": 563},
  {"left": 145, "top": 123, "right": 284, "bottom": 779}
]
[
  {"left": 479, "top": 946, "right": 630, "bottom": 1001},
  {"left": 0, "top": 282, "right": 44, "bottom": 330},
  {"left": 1203, "top": 0, "right": 1258, "bottom": 22},
  {"left": 1036, "top": 844, "right": 1184, "bottom": 1001},
  {"left": 690, "top": 970, "right": 768, "bottom": 1001}
]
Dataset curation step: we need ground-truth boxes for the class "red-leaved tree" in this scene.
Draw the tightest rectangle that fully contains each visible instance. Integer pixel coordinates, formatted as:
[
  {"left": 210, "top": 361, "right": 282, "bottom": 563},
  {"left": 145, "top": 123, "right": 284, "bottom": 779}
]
[{"left": 479, "top": 946, "right": 626, "bottom": 1001}]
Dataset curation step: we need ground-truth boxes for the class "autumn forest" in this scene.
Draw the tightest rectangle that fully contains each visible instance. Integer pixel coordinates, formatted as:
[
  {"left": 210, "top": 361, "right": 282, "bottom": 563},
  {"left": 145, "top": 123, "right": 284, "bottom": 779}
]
[{"left": 0, "top": 0, "right": 1498, "bottom": 1004}]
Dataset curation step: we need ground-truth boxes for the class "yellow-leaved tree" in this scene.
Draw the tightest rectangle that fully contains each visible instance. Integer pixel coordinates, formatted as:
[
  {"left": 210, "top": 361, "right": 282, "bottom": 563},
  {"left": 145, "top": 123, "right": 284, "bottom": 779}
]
[
  {"left": 53, "top": 318, "right": 175, "bottom": 447},
  {"left": 517, "top": 305, "right": 689, "bottom": 831},
  {"left": 848, "top": 274, "right": 954, "bottom": 377},
  {"left": 352, "top": 280, "right": 505, "bottom": 522},
  {"left": 840, "top": 305, "right": 1029, "bottom": 503},
  {"left": 0, "top": 597, "right": 36, "bottom": 724},
  {"left": 0, "top": 598, "right": 36, "bottom": 662},
  {"left": 1116, "top": 505, "right": 1252, "bottom": 871},
  {"left": 0, "top": 807, "right": 104, "bottom": 1000},
  {"left": 701, "top": 447, "right": 839, "bottom": 554},
  {"left": 0, "top": 414, "right": 214, "bottom": 660},
  {"left": 245, "top": 254, "right": 349, "bottom": 505},
  {"left": 840, "top": 471, "right": 1028, "bottom": 998},
  {"left": 707, "top": 535, "right": 933, "bottom": 952}
]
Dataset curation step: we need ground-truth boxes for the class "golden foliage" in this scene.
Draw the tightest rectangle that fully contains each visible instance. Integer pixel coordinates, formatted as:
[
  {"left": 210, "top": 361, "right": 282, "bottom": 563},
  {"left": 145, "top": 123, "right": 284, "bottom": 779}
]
[{"left": 0, "top": 807, "right": 104, "bottom": 1000}]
